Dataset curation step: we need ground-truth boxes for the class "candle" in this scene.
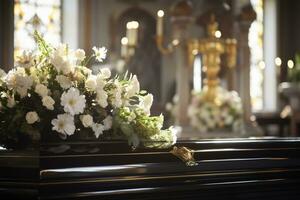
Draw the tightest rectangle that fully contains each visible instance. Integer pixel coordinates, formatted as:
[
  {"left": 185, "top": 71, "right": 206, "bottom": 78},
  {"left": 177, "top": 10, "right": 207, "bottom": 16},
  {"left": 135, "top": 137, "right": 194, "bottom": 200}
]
[
  {"left": 126, "top": 21, "right": 139, "bottom": 46},
  {"left": 121, "top": 37, "right": 128, "bottom": 58},
  {"left": 156, "top": 10, "right": 164, "bottom": 36}
]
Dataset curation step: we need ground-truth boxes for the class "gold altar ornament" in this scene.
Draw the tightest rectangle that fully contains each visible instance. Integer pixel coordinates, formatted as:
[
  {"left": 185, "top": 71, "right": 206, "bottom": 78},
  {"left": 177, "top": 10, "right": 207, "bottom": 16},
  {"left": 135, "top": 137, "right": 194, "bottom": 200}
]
[{"left": 187, "top": 15, "right": 237, "bottom": 102}]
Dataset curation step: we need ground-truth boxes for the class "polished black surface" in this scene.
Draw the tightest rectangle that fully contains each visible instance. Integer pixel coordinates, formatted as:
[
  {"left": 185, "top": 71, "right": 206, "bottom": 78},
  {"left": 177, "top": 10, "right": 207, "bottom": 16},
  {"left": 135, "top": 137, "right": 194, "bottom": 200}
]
[{"left": 1, "top": 138, "right": 300, "bottom": 199}]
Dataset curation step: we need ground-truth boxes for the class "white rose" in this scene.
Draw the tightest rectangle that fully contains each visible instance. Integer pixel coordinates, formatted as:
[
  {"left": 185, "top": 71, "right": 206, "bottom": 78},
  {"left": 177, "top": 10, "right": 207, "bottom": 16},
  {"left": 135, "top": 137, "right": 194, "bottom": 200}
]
[
  {"left": 80, "top": 114, "right": 93, "bottom": 128},
  {"left": 75, "top": 49, "right": 86, "bottom": 61},
  {"left": 35, "top": 84, "right": 49, "bottom": 97},
  {"left": 42, "top": 96, "right": 55, "bottom": 110},
  {"left": 85, "top": 75, "right": 97, "bottom": 91},
  {"left": 17, "top": 87, "right": 28, "bottom": 98},
  {"left": 56, "top": 75, "right": 72, "bottom": 89},
  {"left": 14, "top": 75, "right": 33, "bottom": 98},
  {"left": 26, "top": 111, "right": 39, "bottom": 124}
]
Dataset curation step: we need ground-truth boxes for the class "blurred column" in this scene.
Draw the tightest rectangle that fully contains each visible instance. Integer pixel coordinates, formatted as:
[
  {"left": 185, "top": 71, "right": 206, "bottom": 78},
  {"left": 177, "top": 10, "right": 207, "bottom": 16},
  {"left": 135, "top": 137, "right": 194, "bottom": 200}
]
[
  {"left": 170, "top": 1, "right": 193, "bottom": 127},
  {"left": 237, "top": 4, "right": 256, "bottom": 123}
]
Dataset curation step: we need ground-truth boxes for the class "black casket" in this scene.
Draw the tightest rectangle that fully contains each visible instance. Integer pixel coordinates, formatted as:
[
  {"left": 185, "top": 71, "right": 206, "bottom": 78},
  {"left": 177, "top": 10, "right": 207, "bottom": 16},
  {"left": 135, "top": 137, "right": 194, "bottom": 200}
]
[{"left": 1, "top": 138, "right": 300, "bottom": 199}]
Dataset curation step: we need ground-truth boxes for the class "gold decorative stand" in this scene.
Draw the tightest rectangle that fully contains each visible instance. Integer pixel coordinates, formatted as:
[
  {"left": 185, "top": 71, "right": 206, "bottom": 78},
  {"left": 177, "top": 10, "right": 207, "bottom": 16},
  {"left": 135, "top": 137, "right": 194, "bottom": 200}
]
[{"left": 187, "top": 15, "right": 237, "bottom": 103}]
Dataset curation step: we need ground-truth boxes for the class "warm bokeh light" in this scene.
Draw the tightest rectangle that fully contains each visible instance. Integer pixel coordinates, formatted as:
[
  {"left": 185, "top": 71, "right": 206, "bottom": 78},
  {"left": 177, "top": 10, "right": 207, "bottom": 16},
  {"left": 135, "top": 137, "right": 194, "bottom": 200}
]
[
  {"left": 275, "top": 57, "right": 282, "bottom": 66},
  {"left": 214, "top": 30, "right": 222, "bottom": 38},
  {"left": 172, "top": 39, "right": 179, "bottom": 46},
  {"left": 157, "top": 10, "right": 164, "bottom": 17},
  {"left": 121, "top": 37, "right": 128, "bottom": 45},
  {"left": 287, "top": 60, "right": 294, "bottom": 69}
]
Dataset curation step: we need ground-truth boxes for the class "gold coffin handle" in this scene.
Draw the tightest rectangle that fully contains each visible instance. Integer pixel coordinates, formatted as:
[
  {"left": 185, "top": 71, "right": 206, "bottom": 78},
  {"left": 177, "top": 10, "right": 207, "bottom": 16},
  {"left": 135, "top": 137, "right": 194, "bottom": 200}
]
[{"left": 170, "top": 146, "right": 198, "bottom": 166}]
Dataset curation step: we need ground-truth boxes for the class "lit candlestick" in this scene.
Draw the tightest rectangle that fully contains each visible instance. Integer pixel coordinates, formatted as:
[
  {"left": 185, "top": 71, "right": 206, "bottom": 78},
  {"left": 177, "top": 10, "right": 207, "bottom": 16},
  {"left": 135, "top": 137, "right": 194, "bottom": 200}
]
[
  {"left": 121, "top": 37, "right": 128, "bottom": 58},
  {"left": 126, "top": 21, "right": 139, "bottom": 46},
  {"left": 157, "top": 10, "right": 164, "bottom": 36}
]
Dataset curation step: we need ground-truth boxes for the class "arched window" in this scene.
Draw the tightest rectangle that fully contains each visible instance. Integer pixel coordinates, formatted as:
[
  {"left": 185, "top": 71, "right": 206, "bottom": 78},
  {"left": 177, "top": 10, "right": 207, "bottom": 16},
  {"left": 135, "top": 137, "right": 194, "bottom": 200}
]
[{"left": 14, "top": 0, "right": 61, "bottom": 63}]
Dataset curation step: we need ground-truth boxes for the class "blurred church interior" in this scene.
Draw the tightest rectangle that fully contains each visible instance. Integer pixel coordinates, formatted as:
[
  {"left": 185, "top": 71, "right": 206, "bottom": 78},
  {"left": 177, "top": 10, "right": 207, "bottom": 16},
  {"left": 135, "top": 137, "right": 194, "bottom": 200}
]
[{"left": 1, "top": 0, "right": 300, "bottom": 138}]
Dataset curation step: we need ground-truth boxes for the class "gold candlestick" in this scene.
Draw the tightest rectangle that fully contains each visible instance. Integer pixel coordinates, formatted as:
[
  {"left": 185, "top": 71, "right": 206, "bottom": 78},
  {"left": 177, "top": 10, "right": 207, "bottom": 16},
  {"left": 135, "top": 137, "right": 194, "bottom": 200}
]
[{"left": 188, "top": 14, "right": 237, "bottom": 102}]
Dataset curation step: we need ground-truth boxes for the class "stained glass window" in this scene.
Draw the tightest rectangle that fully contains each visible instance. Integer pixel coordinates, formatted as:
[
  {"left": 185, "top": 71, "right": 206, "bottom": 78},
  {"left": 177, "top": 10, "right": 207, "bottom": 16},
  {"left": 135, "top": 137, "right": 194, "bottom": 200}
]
[
  {"left": 249, "top": 0, "right": 264, "bottom": 111},
  {"left": 14, "top": 0, "right": 61, "bottom": 63}
]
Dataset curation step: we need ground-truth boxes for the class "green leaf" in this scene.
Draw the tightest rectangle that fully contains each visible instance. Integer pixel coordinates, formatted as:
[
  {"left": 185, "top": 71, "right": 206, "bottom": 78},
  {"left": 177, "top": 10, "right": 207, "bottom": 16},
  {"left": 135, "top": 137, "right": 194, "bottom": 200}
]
[{"left": 33, "top": 31, "right": 51, "bottom": 56}]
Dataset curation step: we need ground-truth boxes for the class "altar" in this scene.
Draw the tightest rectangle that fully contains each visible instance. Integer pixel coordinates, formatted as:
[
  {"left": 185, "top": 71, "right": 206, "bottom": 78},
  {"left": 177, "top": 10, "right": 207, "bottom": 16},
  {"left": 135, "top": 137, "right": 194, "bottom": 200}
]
[{"left": 1, "top": 138, "right": 300, "bottom": 199}]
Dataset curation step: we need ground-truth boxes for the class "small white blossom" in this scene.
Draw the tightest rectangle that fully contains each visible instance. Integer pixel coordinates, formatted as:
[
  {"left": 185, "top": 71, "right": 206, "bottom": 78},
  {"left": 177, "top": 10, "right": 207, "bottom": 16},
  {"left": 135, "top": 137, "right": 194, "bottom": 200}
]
[
  {"left": 51, "top": 113, "right": 75, "bottom": 137},
  {"left": 96, "top": 75, "right": 106, "bottom": 90},
  {"left": 42, "top": 96, "right": 55, "bottom": 110},
  {"left": 35, "top": 84, "right": 49, "bottom": 97},
  {"left": 96, "top": 90, "right": 108, "bottom": 108},
  {"left": 61, "top": 87, "right": 86, "bottom": 115},
  {"left": 111, "top": 80, "right": 122, "bottom": 108},
  {"left": 103, "top": 115, "right": 113, "bottom": 130},
  {"left": 50, "top": 44, "right": 74, "bottom": 75},
  {"left": 126, "top": 75, "right": 140, "bottom": 98},
  {"left": 92, "top": 46, "right": 107, "bottom": 62},
  {"left": 92, "top": 123, "right": 105, "bottom": 138},
  {"left": 81, "top": 66, "right": 92, "bottom": 76},
  {"left": 26, "top": 111, "right": 39, "bottom": 124},
  {"left": 74, "top": 49, "right": 86, "bottom": 61},
  {"left": 51, "top": 56, "right": 73, "bottom": 75},
  {"left": 15, "top": 76, "right": 33, "bottom": 98},
  {"left": 85, "top": 75, "right": 97, "bottom": 91},
  {"left": 56, "top": 75, "right": 72, "bottom": 89},
  {"left": 17, "top": 50, "right": 35, "bottom": 69},
  {"left": 6, "top": 68, "right": 33, "bottom": 98},
  {"left": 80, "top": 114, "right": 93, "bottom": 128},
  {"left": 99, "top": 68, "right": 111, "bottom": 79}
]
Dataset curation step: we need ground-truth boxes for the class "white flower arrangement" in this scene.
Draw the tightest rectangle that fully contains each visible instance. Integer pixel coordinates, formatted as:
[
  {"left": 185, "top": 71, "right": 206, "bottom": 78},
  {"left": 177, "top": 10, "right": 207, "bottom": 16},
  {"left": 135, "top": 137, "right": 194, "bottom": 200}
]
[
  {"left": 187, "top": 88, "right": 243, "bottom": 132},
  {"left": 166, "top": 88, "right": 243, "bottom": 133},
  {"left": 0, "top": 32, "right": 176, "bottom": 149}
]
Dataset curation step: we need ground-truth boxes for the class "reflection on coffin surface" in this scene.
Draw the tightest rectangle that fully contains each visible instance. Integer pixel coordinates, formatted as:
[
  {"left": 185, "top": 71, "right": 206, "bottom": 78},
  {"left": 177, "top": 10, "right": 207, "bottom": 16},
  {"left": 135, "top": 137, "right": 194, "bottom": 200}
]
[{"left": 1, "top": 138, "right": 300, "bottom": 199}]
